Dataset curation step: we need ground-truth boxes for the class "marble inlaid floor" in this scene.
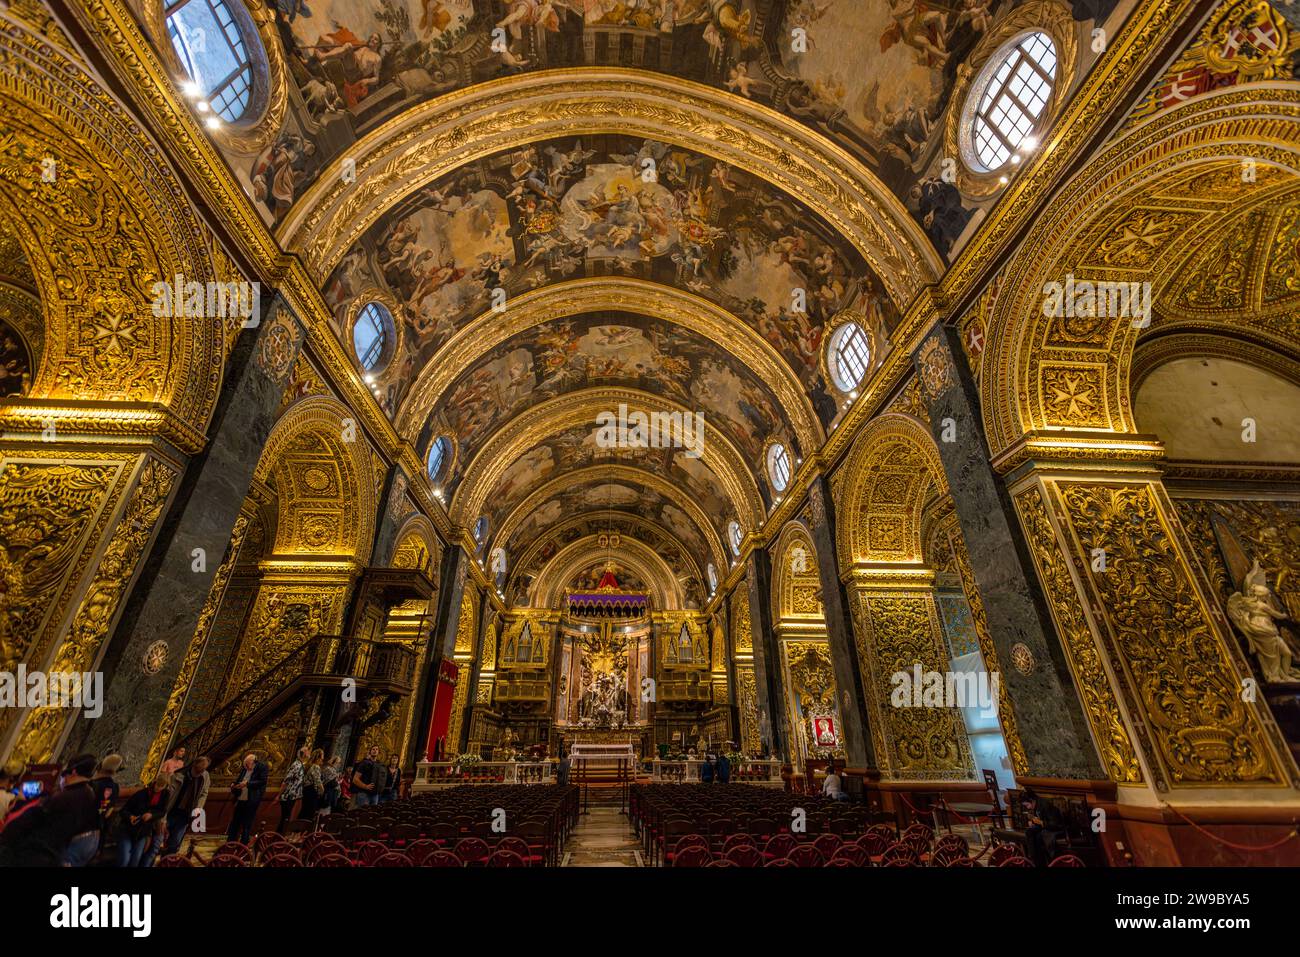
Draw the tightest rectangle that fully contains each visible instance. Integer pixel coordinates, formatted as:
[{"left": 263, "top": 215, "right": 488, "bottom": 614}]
[{"left": 561, "top": 806, "right": 645, "bottom": 867}]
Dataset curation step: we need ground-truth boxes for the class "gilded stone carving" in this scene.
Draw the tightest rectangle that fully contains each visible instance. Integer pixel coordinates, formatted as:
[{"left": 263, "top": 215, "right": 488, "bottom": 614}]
[
  {"left": 735, "top": 665, "right": 760, "bottom": 755},
  {"left": 11, "top": 457, "right": 177, "bottom": 762},
  {"left": 1013, "top": 485, "right": 1143, "bottom": 784},
  {"left": 731, "top": 588, "right": 752, "bottom": 654},
  {"left": 916, "top": 336, "right": 957, "bottom": 400},
  {"left": 0, "top": 461, "right": 120, "bottom": 673},
  {"left": 851, "top": 586, "right": 975, "bottom": 781}
]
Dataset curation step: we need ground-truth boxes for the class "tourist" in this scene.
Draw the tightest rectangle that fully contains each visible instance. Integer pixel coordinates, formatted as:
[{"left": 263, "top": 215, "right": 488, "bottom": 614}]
[
  {"left": 300, "top": 749, "right": 324, "bottom": 819},
  {"left": 160, "top": 746, "right": 187, "bottom": 776},
  {"left": 1021, "top": 788, "right": 1065, "bottom": 866},
  {"left": 321, "top": 756, "right": 342, "bottom": 813},
  {"left": 278, "top": 747, "right": 308, "bottom": 831},
  {"left": 227, "top": 752, "right": 268, "bottom": 844},
  {"left": 557, "top": 748, "right": 570, "bottom": 787},
  {"left": 822, "top": 763, "right": 847, "bottom": 801},
  {"left": 0, "top": 754, "right": 98, "bottom": 867},
  {"left": 163, "top": 755, "right": 209, "bottom": 855},
  {"left": 715, "top": 751, "right": 731, "bottom": 784},
  {"left": 381, "top": 755, "right": 402, "bottom": 803},
  {"left": 699, "top": 754, "right": 715, "bottom": 784},
  {"left": 116, "top": 774, "right": 169, "bottom": 867},
  {"left": 351, "top": 745, "right": 381, "bottom": 807},
  {"left": 67, "top": 753, "right": 124, "bottom": 866},
  {"left": 0, "top": 767, "right": 16, "bottom": 820}
]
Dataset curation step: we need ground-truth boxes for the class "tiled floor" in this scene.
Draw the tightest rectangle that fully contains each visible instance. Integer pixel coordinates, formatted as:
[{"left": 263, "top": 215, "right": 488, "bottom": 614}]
[{"left": 561, "top": 806, "right": 645, "bottom": 867}]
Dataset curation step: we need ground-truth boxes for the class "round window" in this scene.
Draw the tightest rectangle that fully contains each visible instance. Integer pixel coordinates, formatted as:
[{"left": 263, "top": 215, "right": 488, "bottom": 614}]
[
  {"left": 767, "top": 443, "right": 792, "bottom": 493},
  {"left": 827, "top": 321, "right": 871, "bottom": 393},
  {"left": 426, "top": 435, "right": 451, "bottom": 482},
  {"left": 165, "top": 0, "right": 256, "bottom": 122},
  {"left": 727, "top": 521, "right": 743, "bottom": 557},
  {"left": 964, "top": 31, "right": 1058, "bottom": 173},
  {"left": 352, "top": 301, "right": 394, "bottom": 372},
  {"left": 707, "top": 563, "right": 718, "bottom": 593}
]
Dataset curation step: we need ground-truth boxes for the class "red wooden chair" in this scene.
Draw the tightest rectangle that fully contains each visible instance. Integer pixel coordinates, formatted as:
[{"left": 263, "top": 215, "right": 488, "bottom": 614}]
[
  {"left": 665, "top": 834, "right": 709, "bottom": 867},
  {"left": 263, "top": 852, "right": 303, "bottom": 867},
  {"left": 764, "top": 857, "right": 797, "bottom": 867},
  {"left": 989, "top": 843, "right": 1022, "bottom": 866},
  {"left": 724, "top": 844, "right": 765, "bottom": 867},
  {"left": 946, "top": 856, "right": 977, "bottom": 867},
  {"left": 207, "top": 853, "right": 247, "bottom": 867},
  {"left": 671, "top": 844, "right": 713, "bottom": 867},
  {"left": 880, "top": 843, "right": 921, "bottom": 866},
  {"left": 155, "top": 854, "right": 192, "bottom": 867},
  {"left": 998, "top": 855, "right": 1034, "bottom": 867},
  {"left": 825, "top": 857, "right": 856, "bottom": 867},
  {"left": 705, "top": 859, "right": 738, "bottom": 867},
  {"left": 812, "top": 833, "right": 842, "bottom": 859},
  {"left": 421, "top": 850, "right": 463, "bottom": 867},
  {"left": 829, "top": 845, "right": 871, "bottom": 866},
  {"left": 312, "top": 853, "right": 353, "bottom": 867},
  {"left": 372, "top": 851, "right": 412, "bottom": 867},
  {"left": 404, "top": 839, "right": 441, "bottom": 865},
  {"left": 213, "top": 841, "right": 253, "bottom": 862},
  {"left": 454, "top": 837, "right": 491, "bottom": 866},
  {"left": 1050, "top": 854, "right": 1086, "bottom": 867},
  {"left": 856, "top": 831, "right": 891, "bottom": 860},
  {"left": 495, "top": 837, "right": 532, "bottom": 863},
  {"left": 252, "top": 832, "right": 284, "bottom": 858},
  {"left": 487, "top": 849, "right": 528, "bottom": 867},
  {"left": 786, "top": 844, "right": 825, "bottom": 867},
  {"left": 353, "top": 840, "right": 390, "bottom": 866},
  {"left": 723, "top": 833, "right": 756, "bottom": 853},
  {"left": 763, "top": 833, "right": 797, "bottom": 861}
]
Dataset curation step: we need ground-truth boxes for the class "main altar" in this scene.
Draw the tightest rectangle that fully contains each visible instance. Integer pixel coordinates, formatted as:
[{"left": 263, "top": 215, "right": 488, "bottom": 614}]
[{"left": 552, "top": 566, "right": 654, "bottom": 757}]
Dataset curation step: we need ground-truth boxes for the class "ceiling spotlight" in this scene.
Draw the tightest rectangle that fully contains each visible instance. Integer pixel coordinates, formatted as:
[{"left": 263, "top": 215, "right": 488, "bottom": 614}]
[
  {"left": 204, "top": 116, "right": 222, "bottom": 130},
  {"left": 998, "top": 175, "right": 1009, "bottom": 185},
  {"left": 364, "top": 374, "right": 374, "bottom": 385},
  {"left": 180, "top": 79, "right": 202, "bottom": 98},
  {"left": 195, "top": 99, "right": 210, "bottom": 113},
  {"left": 1020, "top": 136, "right": 1038, "bottom": 151},
  {"left": 1010, "top": 154, "right": 1021, "bottom": 165}
]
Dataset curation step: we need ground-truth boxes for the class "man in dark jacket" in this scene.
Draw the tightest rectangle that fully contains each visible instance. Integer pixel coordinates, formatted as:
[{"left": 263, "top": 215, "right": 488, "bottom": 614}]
[
  {"left": 164, "top": 756, "right": 210, "bottom": 854},
  {"left": 226, "top": 752, "right": 268, "bottom": 844},
  {"left": 0, "top": 753, "right": 99, "bottom": 866},
  {"left": 715, "top": 752, "right": 731, "bottom": 784}
]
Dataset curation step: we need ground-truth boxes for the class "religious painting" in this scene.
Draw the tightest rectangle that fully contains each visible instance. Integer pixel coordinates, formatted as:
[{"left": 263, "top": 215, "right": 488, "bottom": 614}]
[
  {"left": 255, "top": 1, "right": 1117, "bottom": 261},
  {"left": 326, "top": 133, "right": 892, "bottom": 419},
  {"left": 432, "top": 311, "right": 793, "bottom": 487},
  {"left": 810, "top": 713, "right": 839, "bottom": 748}
]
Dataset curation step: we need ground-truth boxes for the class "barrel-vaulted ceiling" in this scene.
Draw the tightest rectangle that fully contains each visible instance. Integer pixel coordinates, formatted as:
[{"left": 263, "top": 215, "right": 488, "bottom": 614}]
[{"left": 183, "top": 0, "right": 1125, "bottom": 607}]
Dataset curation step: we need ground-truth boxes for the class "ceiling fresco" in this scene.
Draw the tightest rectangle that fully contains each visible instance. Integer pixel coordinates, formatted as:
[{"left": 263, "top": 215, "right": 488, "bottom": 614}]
[
  {"left": 477, "top": 420, "right": 738, "bottom": 544},
  {"left": 323, "top": 132, "right": 893, "bottom": 423},
  {"left": 504, "top": 496, "right": 714, "bottom": 608},
  {"left": 259, "top": 0, "right": 1118, "bottom": 257},
  {"left": 429, "top": 310, "right": 797, "bottom": 488}
]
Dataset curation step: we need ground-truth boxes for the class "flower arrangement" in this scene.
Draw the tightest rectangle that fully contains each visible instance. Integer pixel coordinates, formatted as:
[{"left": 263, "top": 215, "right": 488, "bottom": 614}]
[{"left": 455, "top": 753, "right": 482, "bottom": 769}]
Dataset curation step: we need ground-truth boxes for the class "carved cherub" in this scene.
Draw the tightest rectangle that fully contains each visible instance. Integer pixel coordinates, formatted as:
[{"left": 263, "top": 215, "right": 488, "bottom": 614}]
[{"left": 1227, "top": 561, "right": 1300, "bottom": 683}]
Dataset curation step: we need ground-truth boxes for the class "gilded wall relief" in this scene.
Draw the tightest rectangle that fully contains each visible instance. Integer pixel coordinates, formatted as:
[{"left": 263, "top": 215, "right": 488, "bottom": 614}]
[
  {"left": 10, "top": 457, "right": 177, "bottom": 763},
  {"left": 782, "top": 639, "right": 842, "bottom": 763},
  {"left": 736, "top": 664, "right": 761, "bottom": 755},
  {"left": 1013, "top": 484, "right": 1143, "bottom": 783},
  {"left": 851, "top": 587, "right": 976, "bottom": 781},
  {"left": 225, "top": 584, "right": 345, "bottom": 699},
  {"left": 1042, "top": 479, "right": 1287, "bottom": 786}
]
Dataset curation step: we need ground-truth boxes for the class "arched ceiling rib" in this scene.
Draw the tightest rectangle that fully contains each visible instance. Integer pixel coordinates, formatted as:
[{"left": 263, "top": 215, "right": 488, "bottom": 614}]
[
  {"left": 493, "top": 464, "right": 728, "bottom": 580},
  {"left": 397, "top": 277, "right": 822, "bottom": 453},
  {"left": 426, "top": 309, "right": 802, "bottom": 492},
  {"left": 508, "top": 509, "right": 705, "bottom": 602},
  {"left": 278, "top": 70, "right": 940, "bottom": 299},
  {"left": 452, "top": 387, "right": 763, "bottom": 531},
  {"left": 531, "top": 535, "right": 688, "bottom": 610}
]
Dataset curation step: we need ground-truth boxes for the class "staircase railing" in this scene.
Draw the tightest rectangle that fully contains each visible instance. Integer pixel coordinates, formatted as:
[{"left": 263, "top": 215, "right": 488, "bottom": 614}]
[{"left": 175, "top": 635, "right": 416, "bottom": 763}]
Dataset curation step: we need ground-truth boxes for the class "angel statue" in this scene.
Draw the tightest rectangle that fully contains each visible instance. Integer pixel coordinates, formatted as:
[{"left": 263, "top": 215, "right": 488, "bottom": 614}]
[{"left": 1226, "top": 561, "right": 1300, "bottom": 683}]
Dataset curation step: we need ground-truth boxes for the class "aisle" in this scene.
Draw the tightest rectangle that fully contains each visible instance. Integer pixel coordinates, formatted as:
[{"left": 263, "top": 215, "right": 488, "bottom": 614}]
[{"left": 561, "top": 805, "right": 645, "bottom": 867}]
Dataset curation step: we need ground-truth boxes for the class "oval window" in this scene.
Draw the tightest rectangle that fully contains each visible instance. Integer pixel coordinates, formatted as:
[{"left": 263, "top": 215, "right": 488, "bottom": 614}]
[
  {"left": 966, "top": 31, "right": 1058, "bottom": 172},
  {"left": 165, "top": 0, "right": 256, "bottom": 122}
]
